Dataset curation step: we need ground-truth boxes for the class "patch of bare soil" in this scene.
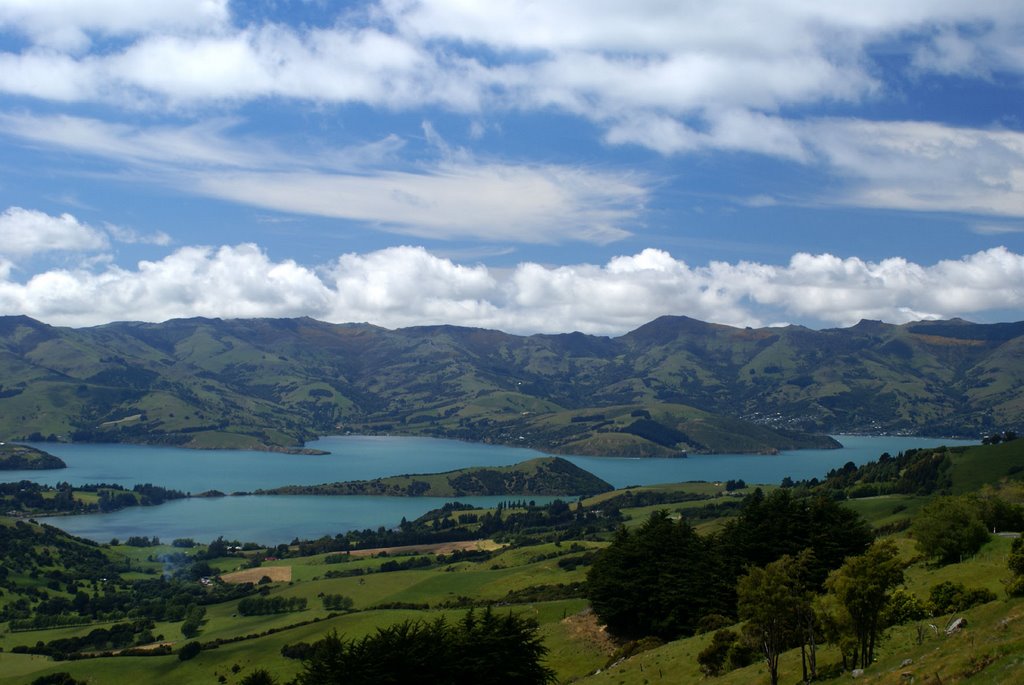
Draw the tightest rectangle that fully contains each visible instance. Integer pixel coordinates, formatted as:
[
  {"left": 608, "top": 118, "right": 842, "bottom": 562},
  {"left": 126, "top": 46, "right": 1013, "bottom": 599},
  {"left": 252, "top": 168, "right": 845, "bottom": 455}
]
[
  {"left": 561, "top": 608, "right": 620, "bottom": 656},
  {"left": 220, "top": 565, "right": 292, "bottom": 584}
]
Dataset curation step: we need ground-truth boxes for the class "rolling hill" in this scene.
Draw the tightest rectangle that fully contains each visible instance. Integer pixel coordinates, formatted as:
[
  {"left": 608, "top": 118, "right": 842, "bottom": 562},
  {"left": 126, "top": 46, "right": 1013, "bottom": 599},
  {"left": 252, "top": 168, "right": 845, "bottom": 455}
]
[
  {"left": 258, "top": 457, "right": 614, "bottom": 497},
  {"left": 0, "top": 314, "right": 1018, "bottom": 454}
]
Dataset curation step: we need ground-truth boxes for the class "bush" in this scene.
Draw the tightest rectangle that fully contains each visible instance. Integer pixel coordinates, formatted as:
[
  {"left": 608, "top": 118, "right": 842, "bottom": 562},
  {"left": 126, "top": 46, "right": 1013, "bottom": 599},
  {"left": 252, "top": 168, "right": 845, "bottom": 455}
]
[
  {"left": 928, "top": 581, "right": 997, "bottom": 615},
  {"left": 30, "top": 675, "right": 86, "bottom": 685},
  {"left": 240, "top": 669, "right": 277, "bottom": 685},
  {"left": 698, "top": 629, "right": 738, "bottom": 676},
  {"left": 178, "top": 641, "right": 202, "bottom": 661}
]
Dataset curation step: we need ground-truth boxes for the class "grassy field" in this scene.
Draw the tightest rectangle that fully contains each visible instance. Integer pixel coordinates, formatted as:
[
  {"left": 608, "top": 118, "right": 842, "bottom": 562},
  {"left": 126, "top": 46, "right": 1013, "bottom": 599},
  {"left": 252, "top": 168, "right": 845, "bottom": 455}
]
[
  {"left": 0, "top": 530, "right": 607, "bottom": 684},
  {"left": 2, "top": 444, "right": 1023, "bottom": 685},
  {"left": 7, "top": 517, "right": 1019, "bottom": 685}
]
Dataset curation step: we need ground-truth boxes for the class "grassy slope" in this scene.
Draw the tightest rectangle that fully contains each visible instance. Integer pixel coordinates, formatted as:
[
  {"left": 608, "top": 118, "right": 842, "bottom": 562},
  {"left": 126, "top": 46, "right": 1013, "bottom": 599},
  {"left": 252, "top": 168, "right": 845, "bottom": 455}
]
[
  {"left": 2, "top": 445, "right": 1022, "bottom": 684},
  {"left": 261, "top": 456, "right": 614, "bottom": 497},
  {"left": 0, "top": 539, "right": 608, "bottom": 685},
  {"left": 10, "top": 314, "right": 993, "bottom": 453},
  {"left": 0, "top": 443, "right": 65, "bottom": 469},
  {"left": 576, "top": 535, "right": 1024, "bottom": 685}
]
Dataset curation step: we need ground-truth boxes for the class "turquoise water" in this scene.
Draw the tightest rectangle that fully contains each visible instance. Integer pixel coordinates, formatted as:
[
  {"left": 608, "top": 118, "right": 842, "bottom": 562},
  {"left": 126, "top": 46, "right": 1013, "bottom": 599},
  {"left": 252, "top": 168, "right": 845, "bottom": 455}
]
[
  {"left": 16, "top": 434, "right": 975, "bottom": 545},
  {"left": 37, "top": 495, "right": 560, "bottom": 547}
]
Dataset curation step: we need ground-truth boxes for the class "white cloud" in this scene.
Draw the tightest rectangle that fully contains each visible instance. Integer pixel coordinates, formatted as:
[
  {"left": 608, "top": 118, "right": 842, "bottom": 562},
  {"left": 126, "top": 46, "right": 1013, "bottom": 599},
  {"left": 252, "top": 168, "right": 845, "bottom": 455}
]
[
  {"left": 0, "top": 23, "right": 477, "bottom": 110},
  {"left": 0, "top": 206, "right": 108, "bottom": 256},
  {"left": 1, "top": 2, "right": 1020, "bottom": 145},
  {"left": 0, "top": 0, "right": 229, "bottom": 51},
  {"left": 804, "top": 119, "right": 1024, "bottom": 217},
  {"left": 0, "top": 113, "right": 290, "bottom": 169},
  {"left": 104, "top": 224, "right": 172, "bottom": 246},
  {"left": 972, "top": 222, "right": 1024, "bottom": 235},
  {"left": 197, "top": 164, "right": 643, "bottom": 244},
  {"left": 0, "top": 244, "right": 332, "bottom": 326},
  {"left": 0, "top": 2, "right": 1023, "bottom": 226},
  {"left": 3, "top": 243, "right": 1024, "bottom": 333},
  {"left": 0, "top": 113, "right": 647, "bottom": 244}
]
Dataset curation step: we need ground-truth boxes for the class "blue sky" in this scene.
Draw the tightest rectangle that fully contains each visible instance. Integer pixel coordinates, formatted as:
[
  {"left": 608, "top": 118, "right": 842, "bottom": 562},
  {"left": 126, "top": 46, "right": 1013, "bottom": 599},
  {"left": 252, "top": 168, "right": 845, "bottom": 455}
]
[{"left": 1, "top": 0, "right": 1023, "bottom": 334}]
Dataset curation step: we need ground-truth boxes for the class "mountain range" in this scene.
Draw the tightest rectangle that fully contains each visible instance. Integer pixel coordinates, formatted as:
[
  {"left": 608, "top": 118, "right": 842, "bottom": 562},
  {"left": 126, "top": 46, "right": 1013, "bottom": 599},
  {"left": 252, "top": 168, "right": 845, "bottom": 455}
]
[{"left": 0, "top": 314, "right": 1018, "bottom": 455}]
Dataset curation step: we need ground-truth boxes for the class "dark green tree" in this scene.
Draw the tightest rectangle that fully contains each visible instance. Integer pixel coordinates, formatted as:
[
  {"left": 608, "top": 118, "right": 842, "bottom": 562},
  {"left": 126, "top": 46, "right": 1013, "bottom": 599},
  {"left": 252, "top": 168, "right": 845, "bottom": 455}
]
[
  {"left": 293, "top": 608, "right": 554, "bottom": 685},
  {"left": 911, "top": 496, "right": 989, "bottom": 564},
  {"left": 720, "top": 488, "right": 872, "bottom": 584},
  {"left": 587, "top": 511, "right": 731, "bottom": 639}
]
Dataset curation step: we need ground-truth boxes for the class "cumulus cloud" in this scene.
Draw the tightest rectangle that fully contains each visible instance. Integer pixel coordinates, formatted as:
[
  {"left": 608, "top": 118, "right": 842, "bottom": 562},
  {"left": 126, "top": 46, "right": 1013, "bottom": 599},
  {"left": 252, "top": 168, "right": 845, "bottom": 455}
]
[
  {"left": 3, "top": 243, "right": 1024, "bottom": 333},
  {"left": 0, "top": 244, "right": 332, "bottom": 326},
  {"left": 0, "top": 206, "right": 109, "bottom": 256}
]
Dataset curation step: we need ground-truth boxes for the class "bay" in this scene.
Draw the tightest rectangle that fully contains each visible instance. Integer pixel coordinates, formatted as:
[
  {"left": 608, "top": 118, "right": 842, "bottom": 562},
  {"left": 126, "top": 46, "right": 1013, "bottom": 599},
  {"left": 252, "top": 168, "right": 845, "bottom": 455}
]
[
  {"left": 15, "top": 434, "right": 975, "bottom": 545},
  {"left": 37, "top": 495, "right": 554, "bottom": 547}
]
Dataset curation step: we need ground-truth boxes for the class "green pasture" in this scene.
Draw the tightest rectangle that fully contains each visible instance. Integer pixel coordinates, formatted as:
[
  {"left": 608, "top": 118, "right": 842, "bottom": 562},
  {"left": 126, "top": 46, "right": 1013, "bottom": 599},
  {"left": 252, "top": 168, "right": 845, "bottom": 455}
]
[
  {"left": 842, "top": 494, "right": 929, "bottom": 529},
  {"left": 949, "top": 441, "right": 1024, "bottom": 494}
]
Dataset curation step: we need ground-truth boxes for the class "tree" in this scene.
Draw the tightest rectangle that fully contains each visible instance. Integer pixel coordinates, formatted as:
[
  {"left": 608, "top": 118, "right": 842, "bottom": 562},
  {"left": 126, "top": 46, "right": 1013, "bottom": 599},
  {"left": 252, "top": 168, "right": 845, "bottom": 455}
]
[
  {"left": 824, "top": 539, "right": 905, "bottom": 669},
  {"left": 737, "top": 556, "right": 800, "bottom": 685},
  {"left": 736, "top": 551, "right": 819, "bottom": 685},
  {"left": 181, "top": 604, "right": 205, "bottom": 638},
  {"left": 911, "top": 496, "right": 989, "bottom": 564},
  {"left": 1009, "top": 537, "right": 1024, "bottom": 596},
  {"left": 587, "top": 511, "right": 731, "bottom": 639},
  {"left": 719, "top": 489, "right": 872, "bottom": 584},
  {"left": 293, "top": 608, "right": 555, "bottom": 684}
]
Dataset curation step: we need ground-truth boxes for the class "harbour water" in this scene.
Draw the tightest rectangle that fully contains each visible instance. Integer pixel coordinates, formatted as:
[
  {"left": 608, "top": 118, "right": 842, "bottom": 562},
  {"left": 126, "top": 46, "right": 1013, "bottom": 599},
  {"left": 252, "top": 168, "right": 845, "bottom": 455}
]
[{"left": 12, "top": 434, "right": 975, "bottom": 545}]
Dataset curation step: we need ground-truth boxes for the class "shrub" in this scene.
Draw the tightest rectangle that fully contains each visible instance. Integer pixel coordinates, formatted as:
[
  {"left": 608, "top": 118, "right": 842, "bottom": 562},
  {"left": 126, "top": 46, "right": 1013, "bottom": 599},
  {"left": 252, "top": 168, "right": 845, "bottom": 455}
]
[
  {"left": 177, "top": 641, "right": 202, "bottom": 661},
  {"left": 928, "top": 581, "right": 997, "bottom": 615}
]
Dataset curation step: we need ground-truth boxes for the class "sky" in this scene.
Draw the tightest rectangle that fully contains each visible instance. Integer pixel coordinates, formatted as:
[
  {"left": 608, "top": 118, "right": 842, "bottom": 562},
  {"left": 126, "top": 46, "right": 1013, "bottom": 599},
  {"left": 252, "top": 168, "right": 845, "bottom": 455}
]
[{"left": 1, "top": 0, "right": 1023, "bottom": 335}]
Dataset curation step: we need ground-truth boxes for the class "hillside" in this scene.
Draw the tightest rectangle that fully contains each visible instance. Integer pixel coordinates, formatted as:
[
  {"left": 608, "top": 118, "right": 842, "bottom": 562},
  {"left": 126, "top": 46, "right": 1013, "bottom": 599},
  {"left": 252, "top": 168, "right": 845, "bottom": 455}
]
[
  {"left": 0, "top": 443, "right": 65, "bottom": 470},
  {"left": 1, "top": 442, "right": 1021, "bottom": 684},
  {"left": 258, "top": 456, "right": 614, "bottom": 497},
  {"left": 1, "top": 314, "right": 1020, "bottom": 453}
]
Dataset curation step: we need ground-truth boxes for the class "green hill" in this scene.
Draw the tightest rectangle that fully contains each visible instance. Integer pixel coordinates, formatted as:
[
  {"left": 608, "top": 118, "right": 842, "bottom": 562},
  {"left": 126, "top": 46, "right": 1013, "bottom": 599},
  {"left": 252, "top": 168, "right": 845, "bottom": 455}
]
[
  {"left": 5, "top": 313, "right": 1023, "bottom": 454},
  {"left": 259, "top": 457, "right": 614, "bottom": 497},
  {"left": 0, "top": 443, "right": 66, "bottom": 470}
]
